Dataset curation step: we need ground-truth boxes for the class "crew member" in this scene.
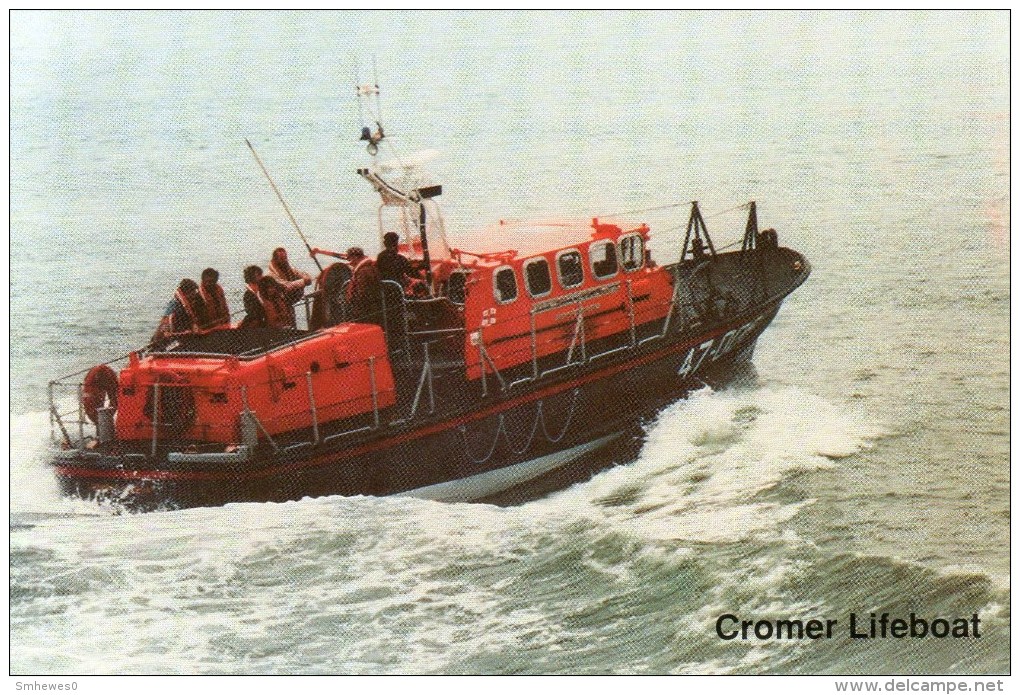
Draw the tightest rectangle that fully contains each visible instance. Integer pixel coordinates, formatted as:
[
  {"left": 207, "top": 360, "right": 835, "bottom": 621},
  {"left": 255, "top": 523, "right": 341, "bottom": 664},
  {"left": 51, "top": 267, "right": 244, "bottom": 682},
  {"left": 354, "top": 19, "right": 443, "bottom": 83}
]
[
  {"left": 691, "top": 236, "right": 706, "bottom": 262},
  {"left": 199, "top": 267, "right": 230, "bottom": 328},
  {"left": 151, "top": 278, "right": 207, "bottom": 344},
  {"left": 268, "top": 247, "right": 313, "bottom": 304},
  {"left": 376, "top": 232, "right": 414, "bottom": 287},
  {"left": 345, "top": 247, "right": 383, "bottom": 325},
  {"left": 239, "top": 265, "right": 267, "bottom": 329},
  {"left": 259, "top": 276, "right": 297, "bottom": 329}
]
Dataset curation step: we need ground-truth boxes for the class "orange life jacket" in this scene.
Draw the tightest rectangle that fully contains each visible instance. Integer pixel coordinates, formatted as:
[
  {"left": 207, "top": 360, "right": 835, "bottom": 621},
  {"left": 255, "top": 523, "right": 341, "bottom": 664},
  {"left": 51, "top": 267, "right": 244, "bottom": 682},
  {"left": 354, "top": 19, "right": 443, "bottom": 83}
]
[
  {"left": 175, "top": 288, "right": 199, "bottom": 327},
  {"left": 264, "top": 293, "right": 296, "bottom": 329},
  {"left": 199, "top": 283, "right": 230, "bottom": 327}
]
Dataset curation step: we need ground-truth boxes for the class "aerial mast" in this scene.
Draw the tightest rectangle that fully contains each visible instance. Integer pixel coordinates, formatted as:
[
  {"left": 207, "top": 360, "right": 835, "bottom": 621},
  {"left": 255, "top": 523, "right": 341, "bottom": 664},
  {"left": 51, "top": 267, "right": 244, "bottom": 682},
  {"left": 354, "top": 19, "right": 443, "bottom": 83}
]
[{"left": 356, "top": 59, "right": 385, "bottom": 156}]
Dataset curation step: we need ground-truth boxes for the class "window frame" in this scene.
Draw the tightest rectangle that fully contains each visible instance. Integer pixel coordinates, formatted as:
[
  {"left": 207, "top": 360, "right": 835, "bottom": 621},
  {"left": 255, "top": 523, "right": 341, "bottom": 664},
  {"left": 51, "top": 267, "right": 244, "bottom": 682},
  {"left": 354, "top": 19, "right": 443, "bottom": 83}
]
[
  {"left": 555, "top": 248, "right": 585, "bottom": 290},
  {"left": 492, "top": 265, "right": 519, "bottom": 305},
  {"left": 619, "top": 233, "right": 645, "bottom": 272},
  {"left": 523, "top": 257, "right": 553, "bottom": 298},
  {"left": 588, "top": 240, "right": 619, "bottom": 280}
]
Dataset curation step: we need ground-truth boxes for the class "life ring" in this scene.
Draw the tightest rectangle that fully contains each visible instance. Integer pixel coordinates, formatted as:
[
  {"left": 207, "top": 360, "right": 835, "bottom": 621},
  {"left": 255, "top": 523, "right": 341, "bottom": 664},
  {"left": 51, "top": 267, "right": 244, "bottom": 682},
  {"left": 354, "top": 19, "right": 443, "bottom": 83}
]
[{"left": 82, "top": 365, "right": 119, "bottom": 424}]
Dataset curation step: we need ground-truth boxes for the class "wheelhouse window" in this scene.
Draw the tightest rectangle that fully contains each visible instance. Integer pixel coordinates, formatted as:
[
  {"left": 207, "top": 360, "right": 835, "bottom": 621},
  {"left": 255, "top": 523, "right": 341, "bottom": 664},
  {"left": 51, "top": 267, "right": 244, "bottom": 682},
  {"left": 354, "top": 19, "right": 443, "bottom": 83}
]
[
  {"left": 589, "top": 240, "right": 619, "bottom": 279},
  {"left": 556, "top": 249, "right": 584, "bottom": 289},
  {"left": 619, "top": 234, "right": 645, "bottom": 271},
  {"left": 524, "top": 257, "right": 552, "bottom": 297},
  {"left": 493, "top": 266, "right": 518, "bottom": 304}
]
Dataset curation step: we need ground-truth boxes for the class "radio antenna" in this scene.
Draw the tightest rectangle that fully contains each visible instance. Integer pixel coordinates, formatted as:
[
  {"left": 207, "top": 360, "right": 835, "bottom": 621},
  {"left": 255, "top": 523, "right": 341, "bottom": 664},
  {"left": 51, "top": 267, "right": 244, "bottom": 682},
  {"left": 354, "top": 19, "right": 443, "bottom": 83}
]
[
  {"left": 244, "top": 138, "right": 323, "bottom": 271},
  {"left": 356, "top": 57, "right": 386, "bottom": 156}
]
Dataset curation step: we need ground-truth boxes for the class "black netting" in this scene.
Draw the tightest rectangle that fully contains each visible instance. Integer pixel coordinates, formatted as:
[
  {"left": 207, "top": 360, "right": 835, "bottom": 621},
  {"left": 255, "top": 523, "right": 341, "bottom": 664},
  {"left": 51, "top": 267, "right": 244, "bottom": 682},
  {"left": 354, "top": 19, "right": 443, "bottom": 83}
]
[{"left": 152, "top": 327, "right": 310, "bottom": 358}]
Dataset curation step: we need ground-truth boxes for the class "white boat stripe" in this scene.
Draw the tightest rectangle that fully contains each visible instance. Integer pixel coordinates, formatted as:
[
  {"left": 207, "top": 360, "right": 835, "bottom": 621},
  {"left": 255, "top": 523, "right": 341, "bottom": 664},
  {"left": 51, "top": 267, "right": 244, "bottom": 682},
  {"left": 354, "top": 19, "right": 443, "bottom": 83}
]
[{"left": 398, "top": 432, "right": 622, "bottom": 503}]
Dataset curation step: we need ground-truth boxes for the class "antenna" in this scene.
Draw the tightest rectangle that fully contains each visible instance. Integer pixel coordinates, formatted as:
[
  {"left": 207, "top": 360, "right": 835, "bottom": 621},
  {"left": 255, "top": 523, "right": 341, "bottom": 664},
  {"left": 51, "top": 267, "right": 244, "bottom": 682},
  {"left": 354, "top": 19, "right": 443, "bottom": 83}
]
[
  {"left": 372, "top": 56, "right": 383, "bottom": 129},
  {"left": 244, "top": 139, "right": 323, "bottom": 272},
  {"left": 356, "top": 57, "right": 385, "bottom": 156},
  {"left": 353, "top": 57, "right": 366, "bottom": 126}
]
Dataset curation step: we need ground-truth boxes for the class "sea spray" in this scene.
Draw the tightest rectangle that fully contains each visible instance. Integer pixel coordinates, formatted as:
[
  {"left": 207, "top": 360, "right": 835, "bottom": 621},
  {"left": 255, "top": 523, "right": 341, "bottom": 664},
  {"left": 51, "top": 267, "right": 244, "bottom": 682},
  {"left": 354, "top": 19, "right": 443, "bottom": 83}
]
[
  {"left": 546, "top": 386, "right": 883, "bottom": 543},
  {"left": 10, "top": 385, "right": 1005, "bottom": 674}
]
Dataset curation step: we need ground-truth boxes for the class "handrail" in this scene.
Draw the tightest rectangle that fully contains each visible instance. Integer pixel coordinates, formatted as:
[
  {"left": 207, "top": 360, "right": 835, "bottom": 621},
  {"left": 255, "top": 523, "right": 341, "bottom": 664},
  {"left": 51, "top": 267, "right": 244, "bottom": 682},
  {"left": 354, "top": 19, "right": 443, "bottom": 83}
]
[
  {"left": 395, "top": 341, "right": 436, "bottom": 423},
  {"left": 306, "top": 371, "right": 320, "bottom": 444},
  {"left": 51, "top": 351, "right": 136, "bottom": 383},
  {"left": 76, "top": 384, "right": 84, "bottom": 448},
  {"left": 537, "top": 305, "right": 589, "bottom": 379},
  {"left": 47, "top": 249, "right": 806, "bottom": 454},
  {"left": 241, "top": 384, "right": 279, "bottom": 453},
  {"left": 49, "top": 285, "right": 677, "bottom": 401},
  {"left": 49, "top": 403, "right": 72, "bottom": 448},
  {"left": 151, "top": 382, "right": 160, "bottom": 457},
  {"left": 406, "top": 327, "right": 465, "bottom": 337},
  {"left": 478, "top": 249, "right": 800, "bottom": 380},
  {"left": 369, "top": 356, "right": 380, "bottom": 429},
  {"left": 639, "top": 272, "right": 684, "bottom": 347},
  {"left": 477, "top": 327, "right": 507, "bottom": 397},
  {"left": 625, "top": 279, "right": 637, "bottom": 348}
]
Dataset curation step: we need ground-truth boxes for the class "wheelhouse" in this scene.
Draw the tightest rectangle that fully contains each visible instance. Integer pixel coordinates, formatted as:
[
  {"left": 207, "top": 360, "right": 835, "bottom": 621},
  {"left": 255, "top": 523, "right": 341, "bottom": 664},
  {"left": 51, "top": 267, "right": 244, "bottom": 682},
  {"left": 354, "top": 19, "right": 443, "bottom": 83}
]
[{"left": 454, "top": 219, "right": 674, "bottom": 381}]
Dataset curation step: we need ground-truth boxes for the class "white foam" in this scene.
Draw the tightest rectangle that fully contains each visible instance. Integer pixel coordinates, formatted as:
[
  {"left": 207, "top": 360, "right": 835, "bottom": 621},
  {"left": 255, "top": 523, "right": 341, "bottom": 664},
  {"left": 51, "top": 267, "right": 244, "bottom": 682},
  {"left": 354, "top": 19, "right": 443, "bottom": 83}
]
[
  {"left": 10, "top": 409, "right": 117, "bottom": 517},
  {"left": 12, "top": 385, "right": 887, "bottom": 673},
  {"left": 542, "top": 385, "right": 884, "bottom": 543}
]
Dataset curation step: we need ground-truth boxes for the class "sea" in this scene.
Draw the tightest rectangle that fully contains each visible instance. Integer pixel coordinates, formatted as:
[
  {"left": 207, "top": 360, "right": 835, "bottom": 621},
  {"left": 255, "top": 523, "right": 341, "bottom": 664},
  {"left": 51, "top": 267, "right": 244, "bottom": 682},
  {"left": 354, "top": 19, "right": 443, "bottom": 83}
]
[{"left": 9, "top": 11, "right": 1009, "bottom": 675}]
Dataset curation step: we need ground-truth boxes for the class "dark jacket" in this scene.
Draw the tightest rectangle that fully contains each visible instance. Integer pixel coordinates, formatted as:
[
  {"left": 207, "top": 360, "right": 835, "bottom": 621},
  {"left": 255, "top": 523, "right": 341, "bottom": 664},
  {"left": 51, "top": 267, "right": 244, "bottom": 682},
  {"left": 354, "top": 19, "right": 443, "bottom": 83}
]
[
  {"left": 376, "top": 248, "right": 412, "bottom": 285},
  {"left": 239, "top": 288, "right": 267, "bottom": 329}
]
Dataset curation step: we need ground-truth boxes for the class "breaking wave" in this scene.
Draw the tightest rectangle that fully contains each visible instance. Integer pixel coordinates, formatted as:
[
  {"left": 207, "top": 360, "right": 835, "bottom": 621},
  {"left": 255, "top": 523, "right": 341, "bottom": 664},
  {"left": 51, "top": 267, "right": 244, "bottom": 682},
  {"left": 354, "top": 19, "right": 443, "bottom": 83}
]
[{"left": 19, "top": 385, "right": 1000, "bottom": 676}]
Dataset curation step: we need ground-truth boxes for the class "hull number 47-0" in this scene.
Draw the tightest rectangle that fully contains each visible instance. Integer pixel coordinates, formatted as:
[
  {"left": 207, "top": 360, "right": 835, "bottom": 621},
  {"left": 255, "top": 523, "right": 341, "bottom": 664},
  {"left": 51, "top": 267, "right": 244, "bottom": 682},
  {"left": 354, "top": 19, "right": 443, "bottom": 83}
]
[{"left": 677, "top": 315, "right": 764, "bottom": 379}]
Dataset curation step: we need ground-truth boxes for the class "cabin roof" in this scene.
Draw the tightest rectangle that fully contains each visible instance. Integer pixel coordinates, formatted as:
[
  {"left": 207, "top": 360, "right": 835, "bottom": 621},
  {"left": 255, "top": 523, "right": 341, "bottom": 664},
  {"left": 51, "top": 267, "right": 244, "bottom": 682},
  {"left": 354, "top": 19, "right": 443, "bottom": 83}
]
[{"left": 449, "top": 219, "right": 647, "bottom": 269}]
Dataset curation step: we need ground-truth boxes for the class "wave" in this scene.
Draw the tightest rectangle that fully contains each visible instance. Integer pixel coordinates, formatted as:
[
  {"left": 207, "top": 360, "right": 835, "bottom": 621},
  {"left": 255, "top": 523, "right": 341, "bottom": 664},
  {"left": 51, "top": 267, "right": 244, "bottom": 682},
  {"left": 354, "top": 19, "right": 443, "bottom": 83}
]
[
  {"left": 10, "top": 409, "right": 127, "bottom": 520},
  {"left": 539, "top": 385, "right": 886, "bottom": 543},
  {"left": 16, "top": 385, "right": 960, "bottom": 675}
]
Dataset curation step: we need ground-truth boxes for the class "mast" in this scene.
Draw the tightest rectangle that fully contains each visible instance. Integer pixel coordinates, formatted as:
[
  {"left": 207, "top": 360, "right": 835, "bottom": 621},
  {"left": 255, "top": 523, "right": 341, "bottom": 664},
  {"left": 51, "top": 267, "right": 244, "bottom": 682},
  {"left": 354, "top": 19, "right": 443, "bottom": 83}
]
[
  {"left": 681, "top": 201, "right": 716, "bottom": 262},
  {"left": 353, "top": 73, "right": 447, "bottom": 295},
  {"left": 741, "top": 201, "right": 758, "bottom": 254}
]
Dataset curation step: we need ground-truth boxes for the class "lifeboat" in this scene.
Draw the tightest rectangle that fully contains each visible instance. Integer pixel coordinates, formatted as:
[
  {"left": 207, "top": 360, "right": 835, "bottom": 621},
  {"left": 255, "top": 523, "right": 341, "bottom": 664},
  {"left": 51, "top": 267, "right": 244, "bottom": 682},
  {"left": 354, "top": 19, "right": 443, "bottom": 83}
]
[{"left": 46, "top": 108, "right": 810, "bottom": 511}]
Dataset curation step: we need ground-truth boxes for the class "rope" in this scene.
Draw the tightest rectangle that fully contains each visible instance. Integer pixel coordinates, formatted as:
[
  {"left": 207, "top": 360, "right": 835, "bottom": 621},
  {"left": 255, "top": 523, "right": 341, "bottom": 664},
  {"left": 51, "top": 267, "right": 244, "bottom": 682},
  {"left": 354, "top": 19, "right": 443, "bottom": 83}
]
[
  {"left": 704, "top": 201, "right": 752, "bottom": 219},
  {"left": 503, "top": 406, "right": 541, "bottom": 455},
  {"left": 596, "top": 202, "right": 689, "bottom": 219},
  {"left": 649, "top": 221, "right": 688, "bottom": 238},
  {"left": 598, "top": 200, "right": 751, "bottom": 221},
  {"left": 539, "top": 388, "right": 581, "bottom": 443},
  {"left": 648, "top": 206, "right": 752, "bottom": 250},
  {"left": 460, "top": 417, "right": 504, "bottom": 465},
  {"left": 460, "top": 388, "right": 581, "bottom": 464}
]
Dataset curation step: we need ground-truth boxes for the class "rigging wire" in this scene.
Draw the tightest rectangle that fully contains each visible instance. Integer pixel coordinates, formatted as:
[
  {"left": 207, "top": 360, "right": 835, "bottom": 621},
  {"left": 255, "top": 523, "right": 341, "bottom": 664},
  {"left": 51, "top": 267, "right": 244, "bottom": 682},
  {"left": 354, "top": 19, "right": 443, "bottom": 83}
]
[
  {"left": 596, "top": 201, "right": 689, "bottom": 218},
  {"left": 704, "top": 201, "right": 752, "bottom": 219},
  {"left": 597, "top": 200, "right": 751, "bottom": 221}
]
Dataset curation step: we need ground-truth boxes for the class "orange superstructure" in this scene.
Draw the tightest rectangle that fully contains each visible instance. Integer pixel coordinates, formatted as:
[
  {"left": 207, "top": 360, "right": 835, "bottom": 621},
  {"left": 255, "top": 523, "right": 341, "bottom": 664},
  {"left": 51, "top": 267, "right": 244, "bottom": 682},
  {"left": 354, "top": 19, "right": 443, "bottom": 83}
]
[
  {"left": 114, "top": 324, "right": 395, "bottom": 444},
  {"left": 454, "top": 220, "right": 674, "bottom": 380}
]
